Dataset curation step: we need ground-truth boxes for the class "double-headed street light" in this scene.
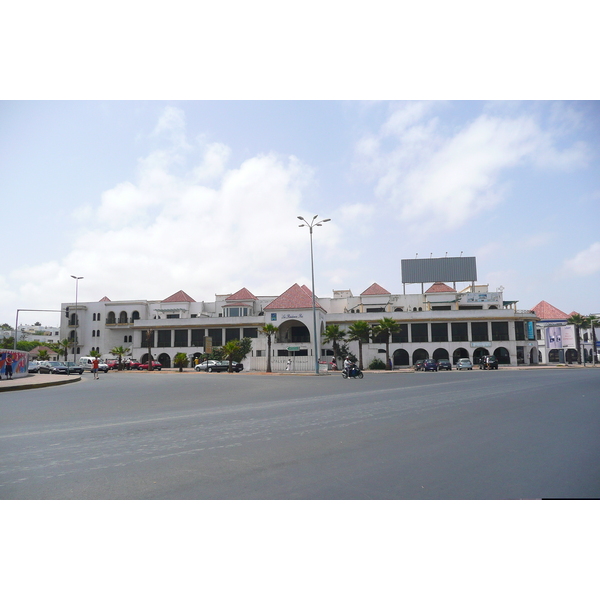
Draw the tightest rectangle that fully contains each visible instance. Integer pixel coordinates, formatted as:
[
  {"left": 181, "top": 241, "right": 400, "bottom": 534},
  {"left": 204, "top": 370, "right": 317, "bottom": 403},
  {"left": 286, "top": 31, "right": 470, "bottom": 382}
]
[
  {"left": 71, "top": 275, "right": 83, "bottom": 362},
  {"left": 298, "top": 215, "right": 330, "bottom": 375}
]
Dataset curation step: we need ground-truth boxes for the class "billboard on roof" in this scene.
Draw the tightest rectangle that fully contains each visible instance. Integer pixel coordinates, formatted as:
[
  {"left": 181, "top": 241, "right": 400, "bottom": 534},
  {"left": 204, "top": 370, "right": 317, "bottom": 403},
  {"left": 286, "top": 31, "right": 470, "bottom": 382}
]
[{"left": 401, "top": 257, "right": 477, "bottom": 284}]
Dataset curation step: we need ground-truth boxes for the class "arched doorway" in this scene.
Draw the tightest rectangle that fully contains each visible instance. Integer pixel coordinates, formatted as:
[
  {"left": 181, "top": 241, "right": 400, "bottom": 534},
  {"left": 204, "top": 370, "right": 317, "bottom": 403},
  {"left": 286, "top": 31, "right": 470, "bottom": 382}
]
[
  {"left": 277, "top": 319, "right": 311, "bottom": 344},
  {"left": 473, "top": 347, "right": 489, "bottom": 365},
  {"left": 158, "top": 353, "right": 171, "bottom": 368},
  {"left": 566, "top": 349, "right": 578, "bottom": 364},
  {"left": 432, "top": 348, "right": 449, "bottom": 361},
  {"left": 412, "top": 348, "right": 428, "bottom": 364},
  {"left": 393, "top": 348, "right": 409, "bottom": 366},
  {"left": 494, "top": 347, "right": 510, "bottom": 364},
  {"left": 452, "top": 348, "right": 469, "bottom": 364},
  {"left": 548, "top": 349, "right": 561, "bottom": 363}
]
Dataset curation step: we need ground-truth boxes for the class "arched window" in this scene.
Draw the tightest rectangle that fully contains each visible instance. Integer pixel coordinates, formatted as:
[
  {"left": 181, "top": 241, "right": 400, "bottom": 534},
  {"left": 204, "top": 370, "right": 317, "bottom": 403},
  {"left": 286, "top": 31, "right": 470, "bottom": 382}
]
[
  {"left": 119, "top": 311, "right": 128, "bottom": 324},
  {"left": 132, "top": 311, "right": 140, "bottom": 321},
  {"left": 107, "top": 311, "right": 116, "bottom": 324}
]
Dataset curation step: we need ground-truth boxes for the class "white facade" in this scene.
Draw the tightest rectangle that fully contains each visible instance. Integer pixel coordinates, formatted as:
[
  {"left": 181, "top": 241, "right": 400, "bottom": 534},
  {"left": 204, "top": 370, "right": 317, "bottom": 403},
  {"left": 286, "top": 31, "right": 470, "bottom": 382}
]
[{"left": 60, "top": 282, "right": 540, "bottom": 370}]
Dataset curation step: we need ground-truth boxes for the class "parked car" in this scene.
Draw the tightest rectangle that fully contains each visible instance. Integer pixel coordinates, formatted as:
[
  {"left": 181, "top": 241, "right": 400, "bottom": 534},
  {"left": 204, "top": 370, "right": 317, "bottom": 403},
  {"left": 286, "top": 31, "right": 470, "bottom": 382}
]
[
  {"left": 436, "top": 359, "right": 452, "bottom": 371},
  {"left": 195, "top": 360, "right": 226, "bottom": 372},
  {"left": 28, "top": 360, "right": 41, "bottom": 373},
  {"left": 479, "top": 355, "right": 499, "bottom": 370},
  {"left": 79, "top": 357, "right": 109, "bottom": 373},
  {"left": 64, "top": 361, "right": 84, "bottom": 375},
  {"left": 125, "top": 359, "right": 142, "bottom": 370},
  {"left": 414, "top": 359, "right": 425, "bottom": 371},
  {"left": 138, "top": 361, "right": 162, "bottom": 371},
  {"left": 423, "top": 358, "right": 438, "bottom": 372},
  {"left": 39, "top": 361, "right": 70, "bottom": 375},
  {"left": 106, "top": 359, "right": 119, "bottom": 370},
  {"left": 218, "top": 360, "right": 244, "bottom": 372},
  {"left": 456, "top": 358, "right": 473, "bottom": 370}
]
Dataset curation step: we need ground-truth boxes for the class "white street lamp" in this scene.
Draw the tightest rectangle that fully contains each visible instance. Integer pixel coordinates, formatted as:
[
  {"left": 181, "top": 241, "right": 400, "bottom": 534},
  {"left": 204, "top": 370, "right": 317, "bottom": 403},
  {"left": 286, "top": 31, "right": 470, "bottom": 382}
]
[
  {"left": 297, "top": 215, "right": 330, "bottom": 375},
  {"left": 71, "top": 275, "right": 83, "bottom": 362}
]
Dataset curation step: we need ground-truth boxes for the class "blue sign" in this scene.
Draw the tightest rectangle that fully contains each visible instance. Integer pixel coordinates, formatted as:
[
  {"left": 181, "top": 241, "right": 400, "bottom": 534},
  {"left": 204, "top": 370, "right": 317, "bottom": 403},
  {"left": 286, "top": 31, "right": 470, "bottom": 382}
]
[
  {"left": 271, "top": 313, "right": 277, "bottom": 321},
  {"left": 527, "top": 321, "right": 535, "bottom": 340}
]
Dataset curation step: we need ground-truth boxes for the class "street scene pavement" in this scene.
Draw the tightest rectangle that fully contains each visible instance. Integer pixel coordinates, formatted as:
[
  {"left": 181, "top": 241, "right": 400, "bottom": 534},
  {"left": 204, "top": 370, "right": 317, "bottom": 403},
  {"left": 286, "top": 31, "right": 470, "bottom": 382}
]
[{"left": 1, "top": 367, "right": 599, "bottom": 499}]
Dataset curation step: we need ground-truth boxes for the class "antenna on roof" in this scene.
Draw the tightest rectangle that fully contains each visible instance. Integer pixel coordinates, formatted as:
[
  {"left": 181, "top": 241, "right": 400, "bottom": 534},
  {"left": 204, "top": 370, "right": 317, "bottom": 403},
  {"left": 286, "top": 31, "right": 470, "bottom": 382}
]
[
  {"left": 430, "top": 253, "right": 432, "bottom": 258},
  {"left": 460, "top": 251, "right": 463, "bottom": 257},
  {"left": 445, "top": 252, "right": 448, "bottom": 257},
  {"left": 415, "top": 253, "right": 418, "bottom": 259}
]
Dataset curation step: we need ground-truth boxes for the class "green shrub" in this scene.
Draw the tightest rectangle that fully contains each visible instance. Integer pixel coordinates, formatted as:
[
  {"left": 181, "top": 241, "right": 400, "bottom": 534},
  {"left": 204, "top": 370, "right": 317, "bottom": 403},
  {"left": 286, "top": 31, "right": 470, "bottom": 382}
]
[{"left": 368, "top": 358, "right": 386, "bottom": 370}]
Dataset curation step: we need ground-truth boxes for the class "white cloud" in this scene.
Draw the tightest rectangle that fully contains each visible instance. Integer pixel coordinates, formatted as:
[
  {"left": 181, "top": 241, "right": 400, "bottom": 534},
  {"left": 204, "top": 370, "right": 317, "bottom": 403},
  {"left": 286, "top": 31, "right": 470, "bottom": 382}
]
[
  {"left": 356, "top": 103, "right": 591, "bottom": 235},
  {"left": 561, "top": 242, "right": 600, "bottom": 277}
]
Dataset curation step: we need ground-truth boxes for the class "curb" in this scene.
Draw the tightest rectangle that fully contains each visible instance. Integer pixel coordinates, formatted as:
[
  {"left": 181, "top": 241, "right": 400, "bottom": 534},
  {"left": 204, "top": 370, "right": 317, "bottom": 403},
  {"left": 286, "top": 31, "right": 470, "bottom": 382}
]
[{"left": 0, "top": 375, "right": 82, "bottom": 393}]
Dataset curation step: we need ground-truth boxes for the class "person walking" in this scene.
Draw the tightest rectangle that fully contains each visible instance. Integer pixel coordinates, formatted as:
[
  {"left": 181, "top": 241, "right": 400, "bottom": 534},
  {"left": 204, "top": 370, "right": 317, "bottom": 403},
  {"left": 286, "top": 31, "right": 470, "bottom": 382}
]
[
  {"left": 92, "top": 357, "right": 99, "bottom": 380},
  {"left": 5, "top": 354, "right": 14, "bottom": 380}
]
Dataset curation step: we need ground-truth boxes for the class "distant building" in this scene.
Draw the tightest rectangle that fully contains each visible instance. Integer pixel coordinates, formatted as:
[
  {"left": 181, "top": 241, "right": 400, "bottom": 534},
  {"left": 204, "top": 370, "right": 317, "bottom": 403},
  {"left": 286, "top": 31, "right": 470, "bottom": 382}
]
[{"left": 60, "top": 258, "right": 540, "bottom": 370}]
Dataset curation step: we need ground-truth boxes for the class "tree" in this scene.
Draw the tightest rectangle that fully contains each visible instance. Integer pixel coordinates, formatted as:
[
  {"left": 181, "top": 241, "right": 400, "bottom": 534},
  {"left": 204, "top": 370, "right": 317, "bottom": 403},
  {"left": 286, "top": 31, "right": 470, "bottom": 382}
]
[
  {"left": 567, "top": 313, "right": 586, "bottom": 365},
  {"left": 322, "top": 324, "right": 347, "bottom": 366},
  {"left": 38, "top": 349, "right": 50, "bottom": 361},
  {"left": 372, "top": 317, "right": 400, "bottom": 370},
  {"left": 173, "top": 352, "right": 189, "bottom": 372},
  {"left": 221, "top": 340, "right": 241, "bottom": 373},
  {"left": 110, "top": 345, "right": 130, "bottom": 370},
  {"left": 57, "top": 339, "right": 70, "bottom": 361},
  {"left": 143, "top": 329, "right": 155, "bottom": 371},
  {"left": 90, "top": 349, "right": 101, "bottom": 358},
  {"left": 347, "top": 320, "right": 371, "bottom": 371},
  {"left": 260, "top": 324, "right": 278, "bottom": 373},
  {"left": 587, "top": 314, "right": 599, "bottom": 365}
]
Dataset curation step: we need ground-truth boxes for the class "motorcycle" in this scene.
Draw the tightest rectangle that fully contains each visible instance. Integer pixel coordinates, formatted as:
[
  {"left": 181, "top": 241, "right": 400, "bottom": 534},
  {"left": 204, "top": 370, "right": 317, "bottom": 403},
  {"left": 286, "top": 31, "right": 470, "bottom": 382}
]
[{"left": 342, "top": 365, "right": 363, "bottom": 379}]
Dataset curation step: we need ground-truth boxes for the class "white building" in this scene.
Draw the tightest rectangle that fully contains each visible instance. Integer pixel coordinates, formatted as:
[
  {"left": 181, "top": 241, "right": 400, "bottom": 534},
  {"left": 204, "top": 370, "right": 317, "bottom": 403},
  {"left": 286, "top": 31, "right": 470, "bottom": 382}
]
[{"left": 60, "top": 280, "right": 540, "bottom": 371}]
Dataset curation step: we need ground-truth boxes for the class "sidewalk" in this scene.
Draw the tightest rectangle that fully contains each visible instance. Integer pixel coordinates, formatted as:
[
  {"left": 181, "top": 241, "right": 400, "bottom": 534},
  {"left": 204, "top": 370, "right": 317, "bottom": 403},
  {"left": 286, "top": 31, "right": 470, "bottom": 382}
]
[{"left": 0, "top": 373, "right": 82, "bottom": 393}]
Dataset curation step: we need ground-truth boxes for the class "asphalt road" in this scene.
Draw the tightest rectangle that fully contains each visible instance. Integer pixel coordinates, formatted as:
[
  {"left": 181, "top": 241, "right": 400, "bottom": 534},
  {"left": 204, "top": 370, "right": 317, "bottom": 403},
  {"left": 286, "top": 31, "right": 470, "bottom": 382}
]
[{"left": 1, "top": 368, "right": 599, "bottom": 499}]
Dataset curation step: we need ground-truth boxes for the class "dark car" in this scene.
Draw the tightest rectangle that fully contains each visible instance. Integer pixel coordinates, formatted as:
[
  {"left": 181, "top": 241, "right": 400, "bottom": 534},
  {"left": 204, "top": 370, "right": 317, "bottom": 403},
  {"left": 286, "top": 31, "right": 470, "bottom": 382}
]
[
  {"left": 39, "top": 361, "right": 70, "bottom": 375},
  {"left": 218, "top": 360, "right": 244, "bottom": 372},
  {"left": 414, "top": 359, "right": 425, "bottom": 371},
  {"left": 436, "top": 359, "right": 452, "bottom": 371},
  {"left": 423, "top": 359, "right": 438, "bottom": 371},
  {"left": 479, "top": 355, "right": 499, "bottom": 370},
  {"left": 64, "top": 361, "right": 84, "bottom": 375}
]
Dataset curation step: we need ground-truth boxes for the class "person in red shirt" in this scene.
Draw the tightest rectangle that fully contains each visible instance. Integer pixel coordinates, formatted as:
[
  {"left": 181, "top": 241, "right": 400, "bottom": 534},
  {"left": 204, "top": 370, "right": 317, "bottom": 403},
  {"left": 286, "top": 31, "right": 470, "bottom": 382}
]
[{"left": 92, "top": 357, "right": 99, "bottom": 380}]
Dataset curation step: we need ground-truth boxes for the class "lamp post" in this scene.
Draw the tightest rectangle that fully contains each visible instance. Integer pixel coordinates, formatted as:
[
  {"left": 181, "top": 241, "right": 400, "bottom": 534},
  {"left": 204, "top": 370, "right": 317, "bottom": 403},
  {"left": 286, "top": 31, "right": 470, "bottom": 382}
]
[
  {"left": 297, "top": 215, "right": 330, "bottom": 375},
  {"left": 71, "top": 275, "right": 83, "bottom": 363}
]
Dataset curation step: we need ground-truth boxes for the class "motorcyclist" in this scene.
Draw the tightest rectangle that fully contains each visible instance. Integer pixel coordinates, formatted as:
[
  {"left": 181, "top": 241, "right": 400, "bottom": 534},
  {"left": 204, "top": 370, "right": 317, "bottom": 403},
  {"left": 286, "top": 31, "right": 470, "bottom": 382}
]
[{"left": 343, "top": 356, "right": 353, "bottom": 377}]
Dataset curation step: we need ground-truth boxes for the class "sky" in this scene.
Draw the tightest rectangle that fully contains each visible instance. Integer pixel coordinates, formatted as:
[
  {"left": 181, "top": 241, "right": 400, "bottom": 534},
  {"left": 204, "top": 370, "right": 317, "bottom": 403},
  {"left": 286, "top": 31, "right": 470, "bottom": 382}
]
[{"left": 1, "top": 99, "right": 599, "bottom": 327}]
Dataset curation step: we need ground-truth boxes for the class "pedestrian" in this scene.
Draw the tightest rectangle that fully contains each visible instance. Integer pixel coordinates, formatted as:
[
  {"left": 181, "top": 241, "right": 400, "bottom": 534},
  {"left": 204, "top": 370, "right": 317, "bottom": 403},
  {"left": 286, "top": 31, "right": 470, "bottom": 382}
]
[
  {"left": 5, "top": 354, "right": 14, "bottom": 380},
  {"left": 286, "top": 358, "right": 291, "bottom": 371},
  {"left": 92, "top": 357, "right": 99, "bottom": 380}
]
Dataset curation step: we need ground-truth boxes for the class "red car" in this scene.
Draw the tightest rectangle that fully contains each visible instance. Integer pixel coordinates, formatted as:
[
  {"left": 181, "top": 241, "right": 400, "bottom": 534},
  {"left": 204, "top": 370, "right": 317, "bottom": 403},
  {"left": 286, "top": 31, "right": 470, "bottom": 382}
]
[{"left": 138, "top": 360, "right": 162, "bottom": 371}]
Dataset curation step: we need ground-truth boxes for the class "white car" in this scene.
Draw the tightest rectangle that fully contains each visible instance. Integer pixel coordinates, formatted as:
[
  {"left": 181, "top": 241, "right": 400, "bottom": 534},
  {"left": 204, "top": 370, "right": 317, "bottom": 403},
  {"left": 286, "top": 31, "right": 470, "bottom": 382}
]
[{"left": 456, "top": 358, "right": 473, "bottom": 370}]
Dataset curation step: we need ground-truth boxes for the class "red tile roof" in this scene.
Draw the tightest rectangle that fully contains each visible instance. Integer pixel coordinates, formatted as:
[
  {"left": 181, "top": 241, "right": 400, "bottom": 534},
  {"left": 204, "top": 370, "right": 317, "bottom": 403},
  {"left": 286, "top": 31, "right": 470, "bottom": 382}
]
[
  {"left": 99, "top": 296, "right": 111, "bottom": 302},
  {"left": 361, "top": 283, "right": 390, "bottom": 295},
  {"left": 531, "top": 300, "right": 569, "bottom": 320},
  {"left": 162, "top": 290, "right": 196, "bottom": 303},
  {"left": 263, "top": 283, "right": 324, "bottom": 310},
  {"left": 226, "top": 287, "right": 258, "bottom": 301},
  {"left": 425, "top": 282, "right": 456, "bottom": 293}
]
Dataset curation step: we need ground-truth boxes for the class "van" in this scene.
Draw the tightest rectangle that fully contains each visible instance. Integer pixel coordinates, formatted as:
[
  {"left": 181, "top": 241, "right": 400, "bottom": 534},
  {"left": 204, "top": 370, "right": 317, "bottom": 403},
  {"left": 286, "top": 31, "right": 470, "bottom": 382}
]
[{"left": 79, "top": 357, "right": 109, "bottom": 373}]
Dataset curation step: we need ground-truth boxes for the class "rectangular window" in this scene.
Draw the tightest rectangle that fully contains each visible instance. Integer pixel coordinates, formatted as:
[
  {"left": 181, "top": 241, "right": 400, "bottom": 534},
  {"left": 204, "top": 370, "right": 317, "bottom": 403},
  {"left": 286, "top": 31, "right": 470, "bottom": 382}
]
[
  {"left": 166, "top": 314, "right": 180, "bottom": 319},
  {"left": 471, "top": 322, "right": 489, "bottom": 342},
  {"left": 491, "top": 322, "right": 509, "bottom": 341},
  {"left": 366, "top": 307, "right": 385, "bottom": 313},
  {"left": 174, "top": 329, "right": 188, "bottom": 347},
  {"left": 431, "top": 322, "right": 449, "bottom": 342},
  {"left": 191, "top": 329, "right": 204, "bottom": 346},
  {"left": 157, "top": 330, "right": 172, "bottom": 347},
  {"left": 515, "top": 321, "right": 525, "bottom": 341},
  {"left": 142, "top": 330, "right": 155, "bottom": 347},
  {"left": 451, "top": 323, "right": 469, "bottom": 342},
  {"left": 226, "top": 328, "right": 240, "bottom": 343},
  {"left": 391, "top": 324, "right": 408, "bottom": 343},
  {"left": 208, "top": 328, "right": 222, "bottom": 346},
  {"left": 243, "top": 327, "right": 258, "bottom": 338},
  {"left": 411, "top": 323, "right": 428, "bottom": 343},
  {"left": 431, "top": 306, "right": 452, "bottom": 311}
]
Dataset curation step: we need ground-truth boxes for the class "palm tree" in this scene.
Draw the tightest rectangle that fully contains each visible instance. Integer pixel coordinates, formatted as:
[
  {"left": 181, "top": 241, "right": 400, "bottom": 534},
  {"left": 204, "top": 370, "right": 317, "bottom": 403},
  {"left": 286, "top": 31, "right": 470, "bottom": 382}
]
[
  {"left": 38, "top": 349, "right": 50, "bottom": 361},
  {"left": 143, "top": 329, "right": 155, "bottom": 371},
  {"left": 173, "top": 352, "right": 189, "bottom": 372},
  {"left": 110, "top": 345, "right": 130, "bottom": 370},
  {"left": 372, "top": 317, "right": 400, "bottom": 370},
  {"left": 260, "top": 324, "right": 278, "bottom": 373},
  {"left": 587, "top": 314, "right": 599, "bottom": 366},
  {"left": 567, "top": 313, "right": 586, "bottom": 365},
  {"left": 221, "top": 340, "right": 241, "bottom": 373},
  {"left": 322, "top": 324, "right": 347, "bottom": 367},
  {"left": 347, "top": 320, "right": 371, "bottom": 370},
  {"left": 56, "top": 338, "right": 70, "bottom": 361}
]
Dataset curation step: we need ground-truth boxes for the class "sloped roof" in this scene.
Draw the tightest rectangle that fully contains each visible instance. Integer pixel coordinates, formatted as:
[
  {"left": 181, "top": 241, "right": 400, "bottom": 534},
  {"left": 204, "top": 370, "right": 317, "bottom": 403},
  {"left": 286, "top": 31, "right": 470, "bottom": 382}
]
[
  {"left": 162, "top": 290, "right": 196, "bottom": 303},
  {"left": 226, "top": 287, "right": 258, "bottom": 301},
  {"left": 425, "top": 282, "right": 457, "bottom": 293},
  {"left": 263, "top": 283, "right": 324, "bottom": 311},
  {"left": 361, "top": 283, "right": 390, "bottom": 295},
  {"left": 99, "top": 296, "right": 111, "bottom": 302},
  {"left": 568, "top": 311, "right": 581, "bottom": 317},
  {"left": 531, "top": 300, "right": 569, "bottom": 320}
]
